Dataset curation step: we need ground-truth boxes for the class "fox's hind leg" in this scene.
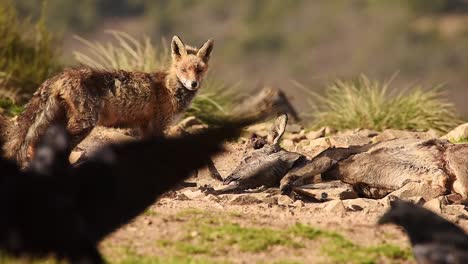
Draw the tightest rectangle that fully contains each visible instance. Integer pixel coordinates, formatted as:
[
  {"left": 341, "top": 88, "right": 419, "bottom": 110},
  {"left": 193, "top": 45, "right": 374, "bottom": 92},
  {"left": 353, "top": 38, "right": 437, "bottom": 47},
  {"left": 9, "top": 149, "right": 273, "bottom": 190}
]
[{"left": 64, "top": 97, "right": 99, "bottom": 151}]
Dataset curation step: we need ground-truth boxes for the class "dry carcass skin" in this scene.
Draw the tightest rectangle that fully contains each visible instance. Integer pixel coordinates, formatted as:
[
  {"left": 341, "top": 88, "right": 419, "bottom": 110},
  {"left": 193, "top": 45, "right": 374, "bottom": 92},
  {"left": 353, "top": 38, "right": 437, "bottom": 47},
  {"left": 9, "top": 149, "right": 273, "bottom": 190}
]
[{"left": 327, "top": 139, "right": 450, "bottom": 199}]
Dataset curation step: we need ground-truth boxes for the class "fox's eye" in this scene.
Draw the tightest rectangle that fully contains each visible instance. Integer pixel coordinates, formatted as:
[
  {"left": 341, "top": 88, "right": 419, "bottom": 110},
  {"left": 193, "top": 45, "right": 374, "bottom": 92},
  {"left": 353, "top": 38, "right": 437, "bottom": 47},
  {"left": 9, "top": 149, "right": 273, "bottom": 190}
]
[
  {"left": 196, "top": 68, "right": 203, "bottom": 73},
  {"left": 181, "top": 68, "right": 187, "bottom": 72}
]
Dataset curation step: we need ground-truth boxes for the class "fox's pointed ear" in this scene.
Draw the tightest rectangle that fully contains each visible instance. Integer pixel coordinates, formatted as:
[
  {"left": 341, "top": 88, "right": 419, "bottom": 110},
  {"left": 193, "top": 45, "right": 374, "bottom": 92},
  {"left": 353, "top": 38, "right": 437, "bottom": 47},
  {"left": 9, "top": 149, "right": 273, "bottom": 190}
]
[
  {"left": 171, "top": 36, "right": 187, "bottom": 60},
  {"left": 197, "top": 39, "right": 214, "bottom": 63}
]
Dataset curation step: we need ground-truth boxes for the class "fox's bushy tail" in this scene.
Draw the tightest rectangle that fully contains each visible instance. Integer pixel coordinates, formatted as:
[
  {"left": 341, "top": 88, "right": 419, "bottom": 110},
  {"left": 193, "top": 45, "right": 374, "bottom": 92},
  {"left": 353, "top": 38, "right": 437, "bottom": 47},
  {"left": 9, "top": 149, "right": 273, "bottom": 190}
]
[{"left": 3, "top": 90, "right": 63, "bottom": 166}]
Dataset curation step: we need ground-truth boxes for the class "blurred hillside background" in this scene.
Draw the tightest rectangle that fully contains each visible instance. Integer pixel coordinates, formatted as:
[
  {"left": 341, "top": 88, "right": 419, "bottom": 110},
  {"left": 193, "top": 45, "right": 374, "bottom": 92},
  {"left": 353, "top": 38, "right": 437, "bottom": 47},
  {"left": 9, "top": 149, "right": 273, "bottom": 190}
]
[{"left": 2, "top": 0, "right": 468, "bottom": 119}]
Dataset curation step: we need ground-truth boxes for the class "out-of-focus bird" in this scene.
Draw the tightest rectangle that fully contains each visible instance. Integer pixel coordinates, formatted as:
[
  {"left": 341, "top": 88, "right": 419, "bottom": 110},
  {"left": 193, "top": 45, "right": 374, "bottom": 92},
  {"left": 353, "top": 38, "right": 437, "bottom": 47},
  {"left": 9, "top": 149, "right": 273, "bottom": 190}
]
[
  {"left": 378, "top": 200, "right": 468, "bottom": 264},
  {"left": 0, "top": 120, "right": 249, "bottom": 263}
]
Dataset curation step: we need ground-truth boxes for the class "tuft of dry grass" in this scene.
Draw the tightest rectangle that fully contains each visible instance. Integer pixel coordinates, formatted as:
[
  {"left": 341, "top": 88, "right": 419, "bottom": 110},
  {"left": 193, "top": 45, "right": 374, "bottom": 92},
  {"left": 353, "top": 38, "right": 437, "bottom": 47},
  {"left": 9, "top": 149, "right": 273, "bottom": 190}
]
[
  {"left": 301, "top": 75, "right": 463, "bottom": 133},
  {"left": 74, "top": 30, "right": 169, "bottom": 72}
]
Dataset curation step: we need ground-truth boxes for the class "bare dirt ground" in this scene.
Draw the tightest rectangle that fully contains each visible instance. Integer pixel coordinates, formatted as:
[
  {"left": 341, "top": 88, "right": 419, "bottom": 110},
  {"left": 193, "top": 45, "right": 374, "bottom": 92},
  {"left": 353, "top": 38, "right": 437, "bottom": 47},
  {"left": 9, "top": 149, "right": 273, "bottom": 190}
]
[{"left": 78, "top": 130, "right": 468, "bottom": 264}]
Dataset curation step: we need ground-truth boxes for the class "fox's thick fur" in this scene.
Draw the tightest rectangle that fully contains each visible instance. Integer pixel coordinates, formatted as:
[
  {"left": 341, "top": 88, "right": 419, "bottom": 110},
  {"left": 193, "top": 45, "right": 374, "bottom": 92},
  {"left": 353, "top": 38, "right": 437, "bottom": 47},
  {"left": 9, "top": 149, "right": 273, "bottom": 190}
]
[{"left": 3, "top": 36, "right": 214, "bottom": 166}]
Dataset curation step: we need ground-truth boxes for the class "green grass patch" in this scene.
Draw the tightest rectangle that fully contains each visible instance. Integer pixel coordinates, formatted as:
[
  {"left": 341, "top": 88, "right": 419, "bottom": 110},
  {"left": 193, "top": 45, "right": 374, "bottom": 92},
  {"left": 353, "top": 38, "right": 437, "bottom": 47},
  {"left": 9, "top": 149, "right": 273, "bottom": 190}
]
[
  {"left": 304, "top": 75, "right": 463, "bottom": 133},
  {"left": 109, "top": 246, "right": 225, "bottom": 264},
  {"left": 291, "top": 224, "right": 412, "bottom": 264},
  {"left": 0, "top": 98, "right": 23, "bottom": 116},
  {"left": 158, "top": 210, "right": 411, "bottom": 264}
]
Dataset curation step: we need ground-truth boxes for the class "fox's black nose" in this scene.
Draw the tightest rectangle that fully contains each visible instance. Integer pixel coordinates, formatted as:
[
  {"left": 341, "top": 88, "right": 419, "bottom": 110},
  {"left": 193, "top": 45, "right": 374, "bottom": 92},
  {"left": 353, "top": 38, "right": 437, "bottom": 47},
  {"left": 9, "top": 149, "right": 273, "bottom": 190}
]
[{"left": 191, "top": 81, "right": 198, "bottom": 88}]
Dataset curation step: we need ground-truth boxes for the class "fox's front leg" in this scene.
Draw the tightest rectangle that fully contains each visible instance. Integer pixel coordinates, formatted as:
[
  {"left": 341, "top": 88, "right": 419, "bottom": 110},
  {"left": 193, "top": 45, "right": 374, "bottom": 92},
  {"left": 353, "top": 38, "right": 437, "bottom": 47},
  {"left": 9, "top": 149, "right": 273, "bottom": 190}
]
[
  {"left": 138, "top": 122, "right": 165, "bottom": 138},
  {"left": 280, "top": 156, "right": 336, "bottom": 194}
]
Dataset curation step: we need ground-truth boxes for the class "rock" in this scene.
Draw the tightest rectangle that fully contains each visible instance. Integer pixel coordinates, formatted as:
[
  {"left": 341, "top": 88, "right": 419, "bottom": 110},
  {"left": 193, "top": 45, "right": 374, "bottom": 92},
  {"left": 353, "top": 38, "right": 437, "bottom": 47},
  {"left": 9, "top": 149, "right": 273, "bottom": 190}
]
[
  {"left": 355, "top": 129, "right": 379, "bottom": 138},
  {"left": 278, "top": 195, "right": 294, "bottom": 206},
  {"left": 69, "top": 151, "right": 83, "bottom": 164},
  {"left": 182, "top": 190, "right": 204, "bottom": 200},
  {"left": 443, "top": 193, "right": 464, "bottom": 204},
  {"left": 373, "top": 129, "right": 437, "bottom": 143},
  {"left": 442, "top": 204, "right": 468, "bottom": 218},
  {"left": 306, "top": 127, "right": 326, "bottom": 140},
  {"left": 328, "top": 134, "right": 372, "bottom": 148},
  {"left": 229, "top": 195, "right": 262, "bottom": 205},
  {"left": 343, "top": 198, "right": 380, "bottom": 212},
  {"left": 262, "top": 196, "right": 278, "bottom": 206},
  {"left": 292, "top": 200, "right": 305, "bottom": 208},
  {"left": 205, "top": 194, "right": 221, "bottom": 203},
  {"left": 442, "top": 123, "right": 468, "bottom": 141},
  {"left": 175, "top": 193, "right": 190, "bottom": 201},
  {"left": 424, "top": 198, "right": 442, "bottom": 214},
  {"left": 307, "top": 137, "right": 332, "bottom": 157},
  {"left": 323, "top": 200, "right": 346, "bottom": 215}
]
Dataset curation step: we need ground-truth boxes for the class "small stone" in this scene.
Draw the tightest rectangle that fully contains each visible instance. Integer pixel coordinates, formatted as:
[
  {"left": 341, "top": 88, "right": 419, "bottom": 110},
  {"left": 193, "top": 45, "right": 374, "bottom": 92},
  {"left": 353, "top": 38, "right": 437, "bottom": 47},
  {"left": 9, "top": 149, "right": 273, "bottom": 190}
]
[
  {"left": 262, "top": 196, "right": 278, "bottom": 206},
  {"left": 292, "top": 200, "right": 305, "bottom": 208},
  {"left": 424, "top": 198, "right": 442, "bottom": 214},
  {"left": 444, "top": 193, "right": 464, "bottom": 204},
  {"left": 175, "top": 193, "right": 190, "bottom": 201},
  {"left": 442, "top": 123, "right": 468, "bottom": 141},
  {"left": 306, "top": 127, "right": 326, "bottom": 140},
  {"left": 278, "top": 195, "right": 294, "bottom": 206},
  {"left": 324, "top": 200, "right": 346, "bottom": 215},
  {"left": 373, "top": 129, "right": 436, "bottom": 142},
  {"left": 144, "top": 219, "right": 152, "bottom": 226},
  {"left": 182, "top": 190, "right": 203, "bottom": 200},
  {"left": 328, "top": 134, "right": 372, "bottom": 147},
  {"left": 442, "top": 204, "right": 468, "bottom": 217},
  {"left": 205, "top": 194, "right": 221, "bottom": 203},
  {"left": 229, "top": 195, "right": 262, "bottom": 205},
  {"left": 344, "top": 198, "right": 379, "bottom": 212}
]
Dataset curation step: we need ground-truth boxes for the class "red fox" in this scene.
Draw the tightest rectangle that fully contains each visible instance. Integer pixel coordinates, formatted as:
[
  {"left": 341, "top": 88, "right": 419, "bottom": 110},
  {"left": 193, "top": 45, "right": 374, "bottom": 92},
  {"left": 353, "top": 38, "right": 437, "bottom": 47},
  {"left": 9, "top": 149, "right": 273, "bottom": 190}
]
[{"left": 3, "top": 36, "right": 214, "bottom": 167}]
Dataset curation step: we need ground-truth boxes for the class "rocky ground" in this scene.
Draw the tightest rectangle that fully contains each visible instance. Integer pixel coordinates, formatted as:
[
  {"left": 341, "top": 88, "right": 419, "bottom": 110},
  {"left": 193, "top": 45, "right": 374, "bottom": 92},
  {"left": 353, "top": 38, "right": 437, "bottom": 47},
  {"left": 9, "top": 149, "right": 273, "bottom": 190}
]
[{"left": 72, "top": 122, "right": 468, "bottom": 264}]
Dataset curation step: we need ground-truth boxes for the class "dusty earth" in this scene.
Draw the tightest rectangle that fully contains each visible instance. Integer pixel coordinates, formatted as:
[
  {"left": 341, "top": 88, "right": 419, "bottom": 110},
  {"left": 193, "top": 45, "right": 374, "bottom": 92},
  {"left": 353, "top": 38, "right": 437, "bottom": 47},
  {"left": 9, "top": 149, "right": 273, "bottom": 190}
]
[{"left": 71, "top": 126, "right": 468, "bottom": 264}]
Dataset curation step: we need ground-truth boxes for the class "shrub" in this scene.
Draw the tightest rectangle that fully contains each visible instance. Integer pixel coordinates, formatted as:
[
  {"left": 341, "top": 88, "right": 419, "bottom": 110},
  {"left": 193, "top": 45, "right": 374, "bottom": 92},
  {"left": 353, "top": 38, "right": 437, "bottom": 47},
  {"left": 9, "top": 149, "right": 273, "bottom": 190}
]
[
  {"left": 0, "top": 1, "right": 60, "bottom": 102},
  {"left": 305, "top": 75, "right": 462, "bottom": 133},
  {"left": 74, "top": 31, "right": 234, "bottom": 125}
]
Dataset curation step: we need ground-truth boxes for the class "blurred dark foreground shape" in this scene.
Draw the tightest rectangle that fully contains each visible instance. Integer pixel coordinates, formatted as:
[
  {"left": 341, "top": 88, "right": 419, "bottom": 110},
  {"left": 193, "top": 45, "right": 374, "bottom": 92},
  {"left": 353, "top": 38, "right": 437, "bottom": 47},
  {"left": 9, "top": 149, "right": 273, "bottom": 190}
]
[
  {"left": 379, "top": 200, "right": 468, "bottom": 264},
  {"left": 0, "top": 117, "right": 257, "bottom": 263}
]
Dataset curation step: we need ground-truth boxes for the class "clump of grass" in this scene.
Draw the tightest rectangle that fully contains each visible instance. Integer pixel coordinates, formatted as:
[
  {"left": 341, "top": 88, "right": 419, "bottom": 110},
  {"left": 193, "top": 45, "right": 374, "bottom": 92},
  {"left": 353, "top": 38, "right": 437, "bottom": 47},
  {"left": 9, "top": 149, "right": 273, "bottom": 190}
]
[
  {"left": 304, "top": 75, "right": 462, "bottom": 133},
  {"left": 74, "top": 31, "right": 235, "bottom": 125},
  {"left": 0, "top": 98, "right": 24, "bottom": 116},
  {"left": 74, "top": 31, "right": 169, "bottom": 72},
  {"left": 0, "top": 1, "right": 60, "bottom": 100}
]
